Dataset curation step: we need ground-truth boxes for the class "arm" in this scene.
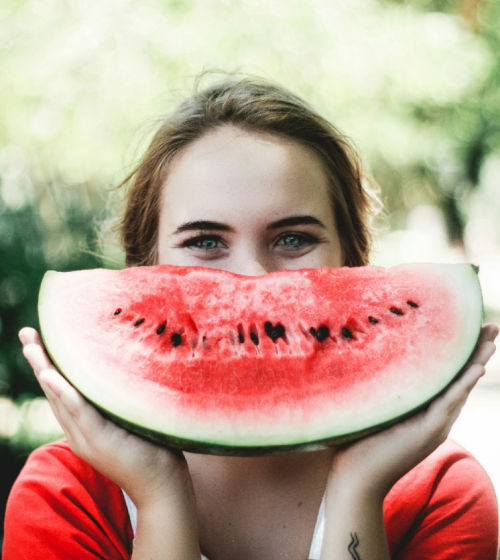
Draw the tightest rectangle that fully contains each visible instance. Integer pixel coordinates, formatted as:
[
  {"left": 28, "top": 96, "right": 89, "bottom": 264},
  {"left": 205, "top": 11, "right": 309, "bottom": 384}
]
[
  {"left": 17, "top": 327, "right": 201, "bottom": 560},
  {"left": 320, "top": 323, "right": 498, "bottom": 560},
  {"left": 3, "top": 441, "right": 133, "bottom": 560},
  {"left": 385, "top": 439, "right": 499, "bottom": 559}
]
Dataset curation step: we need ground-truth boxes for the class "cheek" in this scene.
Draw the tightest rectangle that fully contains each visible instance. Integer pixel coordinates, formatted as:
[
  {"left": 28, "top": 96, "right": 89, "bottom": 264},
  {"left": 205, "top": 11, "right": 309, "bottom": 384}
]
[
  {"left": 157, "top": 243, "right": 184, "bottom": 266},
  {"left": 318, "top": 244, "right": 344, "bottom": 268},
  {"left": 281, "top": 244, "right": 343, "bottom": 271}
]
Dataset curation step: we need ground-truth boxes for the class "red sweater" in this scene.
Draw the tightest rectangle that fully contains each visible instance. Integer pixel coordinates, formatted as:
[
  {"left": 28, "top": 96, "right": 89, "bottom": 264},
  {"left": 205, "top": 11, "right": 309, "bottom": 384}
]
[{"left": 3, "top": 438, "right": 498, "bottom": 559}]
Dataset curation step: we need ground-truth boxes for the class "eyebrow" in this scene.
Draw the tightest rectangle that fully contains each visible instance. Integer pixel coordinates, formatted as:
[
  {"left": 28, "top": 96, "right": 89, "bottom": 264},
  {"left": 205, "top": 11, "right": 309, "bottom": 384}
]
[
  {"left": 173, "top": 220, "right": 235, "bottom": 234},
  {"left": 267, "top": 215, "right": 326, "bottom": 230},
  {"left": 172, "top": 215, "right": 326, "bottom": 235}
]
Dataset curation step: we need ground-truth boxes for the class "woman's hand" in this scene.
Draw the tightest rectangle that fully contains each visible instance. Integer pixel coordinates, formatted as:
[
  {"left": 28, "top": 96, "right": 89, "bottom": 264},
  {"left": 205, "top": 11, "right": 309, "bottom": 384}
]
[
  {"left": 19, "top": 327, "right": 192, "bottom": 509},
  {"left": 320, "top": 324, "right": 498, "bottom": 560},
  {"left": 20, "top": 326, "right": 202, "bottom": 559},
  {"left": 329, "top": 323, "right": 498, "bottom": 500}
]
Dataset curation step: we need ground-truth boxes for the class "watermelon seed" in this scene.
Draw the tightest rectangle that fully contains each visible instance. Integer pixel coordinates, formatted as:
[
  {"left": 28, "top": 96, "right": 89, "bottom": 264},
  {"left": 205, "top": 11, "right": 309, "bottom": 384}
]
[
  {"left": 114, "top": 308, "right": 122, "bottom": 316},
  {"left": 390, "top": 307, "right": 403, "bottom": 316},
  {"left": 341, "top": 327, "right": 353, "bottom": 339},
  {"left": 317, "top": 325, "right": 330, "bottom": 341},
  {"left": 249, "top": 326, "right": 259, "bottom": 346},
  {"left": 156, "top": 322, "right": 166, "bottom": 335},
  {"left": 171, "top": 332, "right": 182, "bottom": 347},
  {"left": 318, "top": 325, "right": 330, "bottom": 342},
  {"left": 368, "top": 316, "right": 379, "bottom": 324},
  {"left": 237, "top": 324, "right": 245, "bottom": 344},
  {"left": 309, "top": 326, "right": 329, "bottom": 342},
  {"left": 407, "top": 300, "right": 419, "bottom": 308},
  {"left": 264, "top": 322, "right": 286, "bottom": 342},
  {"left": 134, "top": 318, "right": 145, "bottom": 327}
]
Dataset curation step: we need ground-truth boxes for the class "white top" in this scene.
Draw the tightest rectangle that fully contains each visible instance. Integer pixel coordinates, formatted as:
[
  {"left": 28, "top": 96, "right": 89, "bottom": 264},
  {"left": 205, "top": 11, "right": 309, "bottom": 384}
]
[{"left": 122, "top": 490, "right": 325, "bottom": 559}]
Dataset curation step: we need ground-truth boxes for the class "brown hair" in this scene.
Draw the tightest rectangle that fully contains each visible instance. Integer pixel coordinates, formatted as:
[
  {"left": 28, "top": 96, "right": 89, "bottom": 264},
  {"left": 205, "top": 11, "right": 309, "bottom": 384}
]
[{"left": 119, "top": 76, "right": 381, "bottom": 267}]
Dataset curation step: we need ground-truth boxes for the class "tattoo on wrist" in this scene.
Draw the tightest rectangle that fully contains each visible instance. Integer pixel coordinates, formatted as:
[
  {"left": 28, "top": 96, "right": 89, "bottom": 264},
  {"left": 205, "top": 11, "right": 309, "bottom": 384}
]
[{"left": 348, "top": 532, "right": 361, "bottom": 560}]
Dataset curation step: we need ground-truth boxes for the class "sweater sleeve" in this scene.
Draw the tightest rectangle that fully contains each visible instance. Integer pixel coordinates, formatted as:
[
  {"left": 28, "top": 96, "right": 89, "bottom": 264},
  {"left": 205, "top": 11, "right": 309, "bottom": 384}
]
[
  {"left": 3, "top": 440, "right": 133, "bottom": 560},
  {"left": 384, "top": 439, "right": 499, "bottom": 560}
]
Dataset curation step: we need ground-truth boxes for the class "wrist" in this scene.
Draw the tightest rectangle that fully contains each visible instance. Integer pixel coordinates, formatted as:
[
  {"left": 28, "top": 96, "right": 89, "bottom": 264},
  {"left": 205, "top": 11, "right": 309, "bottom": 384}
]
[
  {"left": 127, "top": 460, "right": 195, "bottom": 510},
  {"left": 322, "top": 472, "right": 390, "bottom": 560},
  {"left": 327, "top": 464, "right": 388, "bottom": 506},
  {"left": 133, "top": 486, "right": 200, "bottom": 560}
]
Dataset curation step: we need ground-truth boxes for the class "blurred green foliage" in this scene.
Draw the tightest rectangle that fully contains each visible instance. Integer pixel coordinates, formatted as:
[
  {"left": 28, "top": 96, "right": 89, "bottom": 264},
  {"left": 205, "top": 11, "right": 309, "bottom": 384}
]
[
  {"left": 0, "top": 184, "right": 106, "bottom": 399},
  {"left": 1, "top": 0, "right": 500, "bottom": 545},
  {"left": 377, "top": 0, "right": 500, "bottom": 243}
]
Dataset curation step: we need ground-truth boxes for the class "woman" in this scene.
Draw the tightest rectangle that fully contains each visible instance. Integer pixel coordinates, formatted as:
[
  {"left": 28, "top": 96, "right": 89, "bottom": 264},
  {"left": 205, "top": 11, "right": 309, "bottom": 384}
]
[{"left": 4, "top": 77, "right": 498, "bottom": 560}]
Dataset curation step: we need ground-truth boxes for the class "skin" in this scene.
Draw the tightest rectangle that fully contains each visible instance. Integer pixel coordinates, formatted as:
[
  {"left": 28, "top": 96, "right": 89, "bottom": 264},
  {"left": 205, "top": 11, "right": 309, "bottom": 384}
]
[{"left": 20, "top": 125, "right": 498, "bottom": 560}]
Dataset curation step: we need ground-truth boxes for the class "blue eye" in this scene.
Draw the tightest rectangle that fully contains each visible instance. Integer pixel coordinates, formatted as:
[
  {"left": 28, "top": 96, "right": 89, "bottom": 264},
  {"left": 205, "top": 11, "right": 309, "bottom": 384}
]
[
  {"left": 282, "top": 235, "right": 302, "bottom": 247},
  {"left": 183, "top": 235, "right": 225, "bottom": 251},
  {"left": 198, "top": 238, "right": 219, "bottom": 249},
  {"left": 277, "top": 232, "right": 317, "bottom": 249}
]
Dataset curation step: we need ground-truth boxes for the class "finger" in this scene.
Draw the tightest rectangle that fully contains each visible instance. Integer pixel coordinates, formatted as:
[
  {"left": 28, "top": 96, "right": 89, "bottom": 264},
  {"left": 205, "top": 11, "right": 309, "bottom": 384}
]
[
  {"left": 23, "top": 342, "right": 56, "bottom": 378},
  {"left": 21, "top": 337, "right": 75, "bottom": 436},
  {"left": 465, "top": 324, "right": 498, "bottom": 366},
  {"left": 19, "top": 327, "right": 43, "bottom": 346},
  {"left": 471, "top": 340, "right": 496, "bottom": 368},
  {"left": 39, "top": 369, "right": 110, "bottom": 444},
  {"left": 428, "top": 363, "right": 485, "bottom": 430},
  {"left": 39, "top": 368, "right": 82, "bottom": 408},
  {"left": 38, "top": 371, "right": 94, "bottom": 450},
  {"left": 483, "top": 323, "right": 499, "bottom": 341},
  {"left": 37, "top": 375, "right": 73, "bottom": 440}
]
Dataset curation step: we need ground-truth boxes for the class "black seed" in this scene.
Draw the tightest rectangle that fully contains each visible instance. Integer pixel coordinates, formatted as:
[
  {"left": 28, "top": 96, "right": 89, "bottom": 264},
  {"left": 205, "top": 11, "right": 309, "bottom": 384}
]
[
  {"left": 368, "top": 316, "right": 379, "bottom": 324},
  {"left": 264, "top": 321, "right": 285, "bottom": 341},
  {"left": 390, "top": 307, "right": 403, "bottom": 316},
  {"left": 407, "top": 300, "right": 419, "bottom": 308},
  {"left": 134, "top": 318, "right": 145, "bottom": 327},
  {"left": 250, "top": 331, "right": 259, "bottom": 346},
  {"left": 237, "top": 325, "right": 245, "bottom": 344},
  {"left": 171, "top": 332, "right": 182, "bottom": 347},
  {"left": 156, "top": 322, "right": 166, "bottom": 335},
  {"left": 309, "top": 325, "right": 329, "bottom": 342},
  {"left": 114, "top": 308, "right": 122, "bottom": 316},
  {"left": 316, "top": 325, "right": 330, "bottom": 342},
  {"left": 341, "top": 327, "right": 353, "bottom": 339}
]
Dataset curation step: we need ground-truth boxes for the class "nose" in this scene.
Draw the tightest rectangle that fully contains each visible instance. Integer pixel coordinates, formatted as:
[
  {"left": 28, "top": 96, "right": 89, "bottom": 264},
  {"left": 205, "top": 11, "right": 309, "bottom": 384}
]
[{"left": 233, "top": 255, "right": 271, "bottom": 277}]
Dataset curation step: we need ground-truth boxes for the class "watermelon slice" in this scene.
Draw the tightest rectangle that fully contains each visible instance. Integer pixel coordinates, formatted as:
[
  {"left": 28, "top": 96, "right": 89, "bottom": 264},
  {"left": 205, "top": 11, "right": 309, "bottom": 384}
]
[{"left": 38, "top": 263, "right": 482, "bottom": 455}]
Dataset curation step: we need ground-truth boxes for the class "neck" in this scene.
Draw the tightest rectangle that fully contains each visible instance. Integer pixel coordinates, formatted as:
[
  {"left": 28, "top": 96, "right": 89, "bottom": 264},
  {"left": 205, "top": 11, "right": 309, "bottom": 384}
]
[
  {"left": 185, "top": 449, "right": 335, "bottom": 560},
  {"left": 185, "top": 447, "right": 335, "bottom": 500}
]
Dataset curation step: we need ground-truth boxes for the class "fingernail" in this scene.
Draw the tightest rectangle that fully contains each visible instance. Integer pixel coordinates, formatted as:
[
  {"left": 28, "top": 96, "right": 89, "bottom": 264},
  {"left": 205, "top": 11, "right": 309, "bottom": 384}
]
[{"left": 18, "top": 330, "right": 27, "bottom": 345}]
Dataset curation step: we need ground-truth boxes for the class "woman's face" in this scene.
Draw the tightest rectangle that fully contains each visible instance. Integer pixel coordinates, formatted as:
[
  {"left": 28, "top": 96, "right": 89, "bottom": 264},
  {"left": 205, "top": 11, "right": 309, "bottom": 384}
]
[{"left": 157, "top": 125, "right": 343, "bottom": 275}]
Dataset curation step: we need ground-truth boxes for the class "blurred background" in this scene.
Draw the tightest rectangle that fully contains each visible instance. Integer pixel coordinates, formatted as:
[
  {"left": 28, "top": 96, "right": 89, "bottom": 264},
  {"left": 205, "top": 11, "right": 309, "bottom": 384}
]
[{"left": 1, "top": 0, "right": 499, "bottom": 549}]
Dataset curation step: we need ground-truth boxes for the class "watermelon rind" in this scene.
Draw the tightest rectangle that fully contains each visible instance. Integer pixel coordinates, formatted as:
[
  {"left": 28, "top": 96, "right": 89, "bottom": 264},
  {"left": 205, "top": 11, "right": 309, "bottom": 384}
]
[{"left": 38, "top": 263, "right": 483, "bottom": 456}]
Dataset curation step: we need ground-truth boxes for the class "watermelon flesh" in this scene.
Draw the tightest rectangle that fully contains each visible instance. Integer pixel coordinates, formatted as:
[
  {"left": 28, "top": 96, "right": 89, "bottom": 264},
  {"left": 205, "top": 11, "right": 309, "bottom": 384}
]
[{"left": 38, "top": 263, "right": 483, "bottom": 455}]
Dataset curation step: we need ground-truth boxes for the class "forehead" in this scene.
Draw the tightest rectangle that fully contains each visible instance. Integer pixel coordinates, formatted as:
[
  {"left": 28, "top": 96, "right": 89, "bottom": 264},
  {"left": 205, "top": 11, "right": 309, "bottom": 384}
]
[{"left": 160, "top": 125, "right": 334, "bottom": 226}]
